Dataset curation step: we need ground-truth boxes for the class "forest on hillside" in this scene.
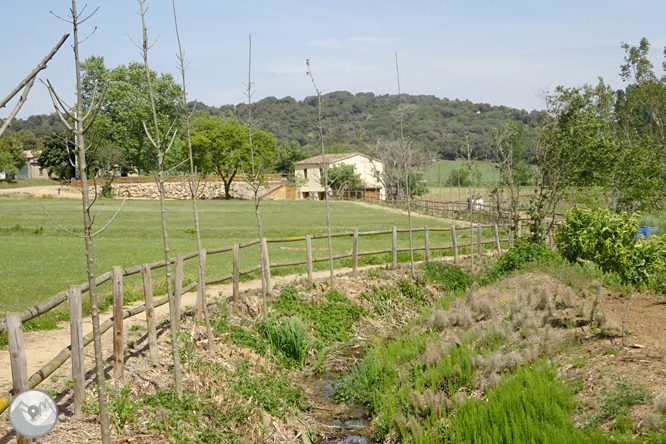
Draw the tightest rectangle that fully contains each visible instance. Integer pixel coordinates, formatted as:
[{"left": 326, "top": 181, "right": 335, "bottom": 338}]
[
  {"left": 195, "top": 91, "right": 545, "bottom": 159},
  {"left": 9, "top": 91, "right": 544, "bottom": 162}
]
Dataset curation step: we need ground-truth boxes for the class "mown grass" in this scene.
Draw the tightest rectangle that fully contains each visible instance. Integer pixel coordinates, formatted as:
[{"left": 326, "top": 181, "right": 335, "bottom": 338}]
[
  {"left": 0, "top": 178, "right": 60, "bottom": 190},
  {"left": 0, "top": 197, "right": 448, "bottom": 316}
]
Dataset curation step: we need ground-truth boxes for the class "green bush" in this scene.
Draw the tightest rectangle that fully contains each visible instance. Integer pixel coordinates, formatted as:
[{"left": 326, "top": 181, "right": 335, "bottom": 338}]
[
  {"left": 557, "top": 206, "right": 666, "bottom": 287},
  {"left": 484, "top": 240, "right": 558, "bottom": 283},
  {"left": 420, "top": 262, "right": 473, "bottom": 292}
]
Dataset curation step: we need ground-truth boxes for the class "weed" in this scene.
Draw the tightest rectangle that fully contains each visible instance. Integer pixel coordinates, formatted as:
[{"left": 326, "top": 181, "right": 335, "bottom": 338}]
[
  {"left": 231, "top": 359, "right": 309, "bottom": 417},
  {"left": 598, "top": 376, "right": 653, "bottom": 423},
  {"left": 256, "top": 315, "right": 311, "bottom": 367},
  {"left": 270, "top": 288, "right": 364, "bottom": 343},
  {"left": 484, "top": 240, "right": 559, "bottom": 283},
  {"left": 129, "top": 324, "right": 145, "bottom": 332},
  {"left": 420, "top": 262, "right": 473, "bottom": 292},
  {"left": 228, "top": 326, "right": 267, "bottom": 355}
]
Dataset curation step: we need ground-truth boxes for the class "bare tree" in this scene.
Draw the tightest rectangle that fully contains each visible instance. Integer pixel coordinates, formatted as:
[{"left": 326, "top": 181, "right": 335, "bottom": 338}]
[
  {"left": 43, "top": 3, "right": 113, "bottom": 442},
  {"left": 395, "top": 53, "right": 414, "bottom": 272},
  {"left": 134, "top": 0, "right": 213, "bottom": 376},
  {"left": 242, "top": 35, "right": 272, "bottom": 313},
  {"left": 306, "top": 60, "right": 335, "bottom": 288},
  {"left": 491, "top": 119, "right": 521, "bottom": 237},
  {"left": 171, "top": 0, "right": 215, "bottom": 353},
  {"left": 0, "top": 34, "right": 69, "bottom": 137}
]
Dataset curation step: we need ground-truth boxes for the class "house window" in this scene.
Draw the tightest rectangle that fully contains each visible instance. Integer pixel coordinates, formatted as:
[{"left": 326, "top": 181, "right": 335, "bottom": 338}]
[{"left": 304, "top": 168, "right": 308, "bottom": 178}]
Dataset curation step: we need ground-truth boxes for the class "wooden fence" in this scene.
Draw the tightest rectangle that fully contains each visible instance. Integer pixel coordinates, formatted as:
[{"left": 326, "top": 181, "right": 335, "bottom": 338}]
[
  {"left": 332, "top": 191, "right": 562, "bottom": 226},
  {"left": 0, "top": 221, "right": 557, "bottom": 419}
]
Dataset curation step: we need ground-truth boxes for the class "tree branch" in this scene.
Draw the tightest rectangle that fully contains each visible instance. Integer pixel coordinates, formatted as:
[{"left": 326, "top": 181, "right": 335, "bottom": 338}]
[
  {"left": 92, "top": 196, "right": 127, "bottom": 238},
  {"left": 43, "top": 207, "right": 84, "bottom": 238}
]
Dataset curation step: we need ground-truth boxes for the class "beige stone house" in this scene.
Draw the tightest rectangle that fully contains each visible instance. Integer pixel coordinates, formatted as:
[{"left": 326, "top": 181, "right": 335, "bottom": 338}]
[
  {"left": 17, "top": 151, "right": 50, "bottom": 180},
  {"left": 294, "top": 153, "right": 384, "bottom": 201}
]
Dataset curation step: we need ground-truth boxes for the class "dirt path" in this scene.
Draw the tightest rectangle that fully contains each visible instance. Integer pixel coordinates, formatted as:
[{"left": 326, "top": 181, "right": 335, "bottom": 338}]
[
  {"left": 0, "top": 265, "right": 371, "bottom": 395},
  {"left": 0, "top": 185, "right": 80, "bottom": 199}
]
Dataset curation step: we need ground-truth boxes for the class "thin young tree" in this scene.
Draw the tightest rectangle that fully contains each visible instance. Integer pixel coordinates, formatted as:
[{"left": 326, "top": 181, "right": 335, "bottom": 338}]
[
  {"left": 306, "top": 60, "right": 335, "bottom": 288},
  {"left": 134, "top": 0, "right": 213, "bottom": 374},
  {"left": 44, "top": 2, "right": 113, "bottom": 442},
  {"left": 242, "top": 35, "right": 273, "bottom": 314},
  {"left": 0, "top": 34, "right": 69, "bottom": 137},
  {"left": 395, "top": 53, "right": 415, "bottom": 273},
  {"left": 171, "top": 0, "right": 215, "bottom": 353}
]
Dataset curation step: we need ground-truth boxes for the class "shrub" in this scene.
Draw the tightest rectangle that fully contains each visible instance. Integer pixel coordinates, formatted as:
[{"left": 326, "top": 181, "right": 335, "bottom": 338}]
[
  {"left": 557, "top": 206, "right": 666, "bottom": 287},
  {"left": 484, "top": 241, "right": 558, "bottom": 283},
  {"left": 256, "top": 316, "right": 311, "bottom": 367},
  {"left": 421, "top": 262, "right": 473, "bottom": 292}
]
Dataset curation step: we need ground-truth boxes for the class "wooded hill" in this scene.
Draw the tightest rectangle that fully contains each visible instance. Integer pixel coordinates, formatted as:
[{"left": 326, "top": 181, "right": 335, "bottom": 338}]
[
  {"left": 10, "top": 92, "right": 544, "bottom": 160},
  {"left": 199, "top": 92, "right": 545, "bottom": 159}
]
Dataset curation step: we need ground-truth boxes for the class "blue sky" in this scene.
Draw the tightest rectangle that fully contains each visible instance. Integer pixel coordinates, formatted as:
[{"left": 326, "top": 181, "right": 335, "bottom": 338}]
[{"left": 2, "top": 0, "right": 666, "bottom": 119}]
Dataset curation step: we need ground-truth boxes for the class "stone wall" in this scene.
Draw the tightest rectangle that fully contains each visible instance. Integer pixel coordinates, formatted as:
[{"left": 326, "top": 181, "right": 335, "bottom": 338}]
[{"left": 72, "top": 180, "right": 271, "bottom": 200}]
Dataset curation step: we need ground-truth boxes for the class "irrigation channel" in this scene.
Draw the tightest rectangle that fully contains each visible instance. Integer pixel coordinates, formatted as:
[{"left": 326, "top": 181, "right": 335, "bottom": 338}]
[{"left": 310, "top": 348, "right": 372, "bottom": 444}]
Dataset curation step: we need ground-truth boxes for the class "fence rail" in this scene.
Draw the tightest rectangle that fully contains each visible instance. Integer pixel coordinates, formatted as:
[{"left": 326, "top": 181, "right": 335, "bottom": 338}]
[{"left": 1, "top": 220, "right": 559, "bottom": 416}]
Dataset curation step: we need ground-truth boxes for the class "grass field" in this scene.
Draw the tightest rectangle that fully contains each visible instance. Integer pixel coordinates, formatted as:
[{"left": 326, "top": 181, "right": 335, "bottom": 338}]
[
  {"left": 0, "top": 179, "right": 60, "bottom": 190},
  {"left": 0, "top": 195, "right": 483, "bottom": 320},
  {"left": 425, "top": 160, "right": 500, "bottom": 188}
]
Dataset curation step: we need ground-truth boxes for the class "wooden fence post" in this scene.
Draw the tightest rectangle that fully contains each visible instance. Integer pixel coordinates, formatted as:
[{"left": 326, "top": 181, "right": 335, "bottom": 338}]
[
  {"left": 68, "top": 285, "right": 84, "bottom": 418},
  {"left": 195, "top": 250, "right": 205, "bottom": 320},
  {"left": 112, "top": 266, "right": 124, "bottom": 382},
  {"left": 424, "top": 225, "right": 430, "bottom": 261},
  {"left": 517, "top": 220, "right": 522, "bottom": 239},
  {"left": 6, "top": 312, "right": 30, "bottom": 444},
  {"left": 233, "top": 243, "right": 240, "bottom": 311},
  {"left": 352, "top": 228, "right": 359, "bottom": 278},
  {"left": 477, "top": 223, "right": 483, "bottom": 255},
  {"left": 392, "top": 226, "right": 398, "bottom": 269},
  {"left": 548, "top": 226, "right": 554, "bottom": 248},
  {"left": 142, "top": 264, "right": 158, "bottom": 364},
  {"left": 261, "top": 238, "right": 272, "bottom": 295},
  {"left": 451, "top": 225, "right": 459, "bottom": 265},
  {"left": 494, "top": 223, "right": 501, "bottom": 254},
  {"left": 174, "top": 253, "right": 184, "bottom": 331},
  {"left": 305, "top": 235, "right": 313, "bottom": 285}
]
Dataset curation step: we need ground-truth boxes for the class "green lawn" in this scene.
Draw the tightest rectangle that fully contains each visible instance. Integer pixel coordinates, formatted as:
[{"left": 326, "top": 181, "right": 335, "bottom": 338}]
[
  {"left": 425, "top": 160, "right": 500, "bottom": 188},
  {"left": 0, "top": 179, "right": 61, "bottom": 190},
  {"left": 0, "top": 196, "right": 473, "bottom": 316}
]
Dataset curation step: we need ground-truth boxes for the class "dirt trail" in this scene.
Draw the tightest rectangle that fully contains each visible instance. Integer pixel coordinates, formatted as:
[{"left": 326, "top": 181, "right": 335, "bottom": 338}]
[
  {"left": 0, "top": 185, "right": 80, "bottom": 199},
  {"left": 0, "top": 266, "right": 367, "bottom": 395}
]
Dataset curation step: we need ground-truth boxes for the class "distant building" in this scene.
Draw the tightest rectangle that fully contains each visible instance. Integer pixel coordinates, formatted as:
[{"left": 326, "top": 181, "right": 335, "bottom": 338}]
[
  {"left": 294, "top": 153, "right": 384, "bottom": 200},
  {"left": 17, "top": 151, "right": 50, "bottom": 180}
]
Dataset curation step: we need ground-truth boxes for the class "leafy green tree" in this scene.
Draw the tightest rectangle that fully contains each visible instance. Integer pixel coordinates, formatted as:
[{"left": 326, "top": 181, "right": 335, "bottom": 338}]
[
  {"left": 273, "top": 140, "right": 307, "bottom": 174},
  {"left": 80, "top": 56, "right": 183, "bottom": 173},
  {"left": 38, "top": 133, "right": 76, "bottom": 180},
  {"left": 0, "top": 134, "right": 26, "bottom": 176},
  {"left": 190, "top": 114, "right": 276, "bottom": 198},
  {"left": 324, "top": 163, "right": 364, "bottom": 195}
]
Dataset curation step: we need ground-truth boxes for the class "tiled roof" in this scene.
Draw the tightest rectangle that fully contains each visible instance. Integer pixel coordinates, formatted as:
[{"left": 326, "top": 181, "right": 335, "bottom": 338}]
[{"left": 295, "top": 152, "right": 380, "bottom": 165}]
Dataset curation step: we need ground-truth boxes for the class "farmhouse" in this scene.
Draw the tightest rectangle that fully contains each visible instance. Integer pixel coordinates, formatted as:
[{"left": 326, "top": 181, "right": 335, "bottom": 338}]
[
  {"left": 17, "top": 150, "right": 50, "bottom": 180},
  {"left": 294, "top": 152, "right": 385, "bottom": 200}
]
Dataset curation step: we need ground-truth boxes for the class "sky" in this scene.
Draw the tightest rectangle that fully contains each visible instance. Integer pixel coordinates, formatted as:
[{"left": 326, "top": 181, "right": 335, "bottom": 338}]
[{"left": 3, "top": 0, "right": 666, "bottom": 120}]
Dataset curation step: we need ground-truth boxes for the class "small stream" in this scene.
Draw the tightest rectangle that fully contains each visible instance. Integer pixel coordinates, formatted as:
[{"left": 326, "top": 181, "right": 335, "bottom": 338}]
[{"left": 310, "top": 372, "right": 371, "bottom": 444}]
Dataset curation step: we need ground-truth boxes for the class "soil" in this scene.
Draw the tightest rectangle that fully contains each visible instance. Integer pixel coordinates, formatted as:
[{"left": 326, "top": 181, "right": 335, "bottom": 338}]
[{"left": 0, "top": 185, "right": 81, "bottom": 199}]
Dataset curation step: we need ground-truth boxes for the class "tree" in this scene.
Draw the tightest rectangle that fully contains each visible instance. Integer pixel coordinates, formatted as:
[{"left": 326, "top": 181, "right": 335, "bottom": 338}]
[
  {"left": 38, "top": 133, "right": 75, "bottom": 179},
  {"left": 190, "top": 114, "right": 276, "bottom": 198},
  {"left": 306, "top": 60, "right": 335, "bottom": 288},
  {"left": 80, "top": 56, "right": 183, "bottom": 173},
  {"left": 0, "top": 134, "right": 27, "bottom": 176},
  {"left": 325, "top": 163, "right": 364, "bottom": 196},
  {"left": 44, "top": 2, "right": 114, "bottom": 442},
  {"left": 0, "top": 34, "right": 69, "bottom": 138},
  {"left": 273, "top": 140, "right": 306, "bottom": 173}
]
